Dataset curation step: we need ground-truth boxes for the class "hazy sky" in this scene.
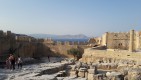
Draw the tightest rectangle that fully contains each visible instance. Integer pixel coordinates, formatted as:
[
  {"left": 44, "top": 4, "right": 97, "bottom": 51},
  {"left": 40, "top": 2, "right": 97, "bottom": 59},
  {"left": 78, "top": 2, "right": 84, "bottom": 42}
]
[{"left": 0, "top": 0, "right": 141, "bottom": 37}]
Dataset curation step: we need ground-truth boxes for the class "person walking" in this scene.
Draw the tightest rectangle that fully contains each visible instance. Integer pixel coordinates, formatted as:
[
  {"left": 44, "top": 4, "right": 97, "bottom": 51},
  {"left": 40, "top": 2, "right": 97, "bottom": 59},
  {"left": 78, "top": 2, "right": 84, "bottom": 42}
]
[
  {"left": 17, "top": 56, "right": 23, "bottom": 69},
  {"left": 9, "top": 54, "right": 15, "bottom": 70},
  {"left": 5, "top": 58, "right": 10, "bottom": 69},
  {"left": 48, "top": 55, "right": 50, "bottom": 62}
]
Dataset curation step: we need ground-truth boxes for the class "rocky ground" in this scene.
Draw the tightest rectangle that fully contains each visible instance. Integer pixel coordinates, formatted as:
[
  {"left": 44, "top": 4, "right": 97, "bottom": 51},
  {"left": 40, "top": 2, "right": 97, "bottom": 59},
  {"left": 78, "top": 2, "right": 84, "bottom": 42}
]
[
  {"left": 0, "top": 57, "right": 86, "bottom": 80},
  {"left": 1, "top": 56, "right": 141, "bottom": 80}
]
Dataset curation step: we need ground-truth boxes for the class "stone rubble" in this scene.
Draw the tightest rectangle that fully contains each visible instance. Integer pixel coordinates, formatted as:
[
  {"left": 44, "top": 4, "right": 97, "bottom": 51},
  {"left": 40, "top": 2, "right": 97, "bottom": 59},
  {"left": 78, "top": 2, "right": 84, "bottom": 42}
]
[{"left": 1, "top": 57, "right": 141, "bottom": 80}]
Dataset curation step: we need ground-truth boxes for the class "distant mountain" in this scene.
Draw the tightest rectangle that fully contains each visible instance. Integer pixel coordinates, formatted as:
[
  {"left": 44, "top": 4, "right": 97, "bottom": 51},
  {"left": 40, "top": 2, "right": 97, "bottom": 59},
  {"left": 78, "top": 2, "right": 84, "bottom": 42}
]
[{"left": 28, "top": 34, "right": 89, "bottom": 39}]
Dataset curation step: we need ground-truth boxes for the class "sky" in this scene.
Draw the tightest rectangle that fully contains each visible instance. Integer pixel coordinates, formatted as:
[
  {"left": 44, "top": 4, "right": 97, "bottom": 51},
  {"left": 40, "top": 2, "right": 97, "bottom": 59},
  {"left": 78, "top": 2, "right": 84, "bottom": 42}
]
[{"left": 0, "top": 0, "right": 141, "bottom": 37}]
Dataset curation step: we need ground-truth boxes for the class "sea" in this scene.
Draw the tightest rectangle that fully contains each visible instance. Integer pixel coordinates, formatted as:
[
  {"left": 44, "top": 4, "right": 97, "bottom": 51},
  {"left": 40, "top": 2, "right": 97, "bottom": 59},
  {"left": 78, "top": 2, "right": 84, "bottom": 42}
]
[{"left": 53, "top": 39, "right": 89, "bottom": 42}]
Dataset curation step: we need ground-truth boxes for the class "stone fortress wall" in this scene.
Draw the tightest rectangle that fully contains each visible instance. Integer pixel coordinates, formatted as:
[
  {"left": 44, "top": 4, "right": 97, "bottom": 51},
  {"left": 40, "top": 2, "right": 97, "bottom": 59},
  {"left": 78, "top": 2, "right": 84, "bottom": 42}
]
[
  {"left": 91, "top": 30, "right": 141, "bottom": 52},
  {"left": 43, "top": 38, "right": 89, "bottom": 57},
  {"left": 80, "top": 30, "right": 141, "bottom": 70},
  {"left": 0, "top": 30, "right": 89, "bottom": 62},
  {"left": 0, "top": 30, "right": 44, "bottom": 62},
  {"left": 43, "top": 38, "right": 88, "bottom": 45},
  {"left": 0, "top": 30, "right": 16, "bottom": 55},
  {"left": 103, "top": 32, "right": 130, "bottom": 50},
  {"left": 79, "top": 30, "right": 141, "bottom": 80}
]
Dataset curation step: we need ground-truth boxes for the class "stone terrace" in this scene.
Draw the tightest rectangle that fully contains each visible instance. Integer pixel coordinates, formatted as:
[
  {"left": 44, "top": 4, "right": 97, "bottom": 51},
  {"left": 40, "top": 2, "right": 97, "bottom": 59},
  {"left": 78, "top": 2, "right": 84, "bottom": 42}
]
[{"left": 81, "top": 48, "right": 141, "bottom": 64}]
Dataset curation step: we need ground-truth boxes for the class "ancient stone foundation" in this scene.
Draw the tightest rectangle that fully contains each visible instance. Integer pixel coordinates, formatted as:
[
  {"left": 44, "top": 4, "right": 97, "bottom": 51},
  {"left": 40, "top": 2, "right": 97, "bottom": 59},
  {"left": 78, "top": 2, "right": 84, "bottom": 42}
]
[{"left": 74, "top": 48, "right": 141, "bottom": 80}]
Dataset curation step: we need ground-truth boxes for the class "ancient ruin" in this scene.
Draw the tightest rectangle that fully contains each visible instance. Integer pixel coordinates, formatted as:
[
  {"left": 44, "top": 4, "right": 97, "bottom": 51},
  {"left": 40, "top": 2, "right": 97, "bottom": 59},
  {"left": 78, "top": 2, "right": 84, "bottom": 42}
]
[
  {"left": 89, "top": 30, "right": 141, "bottom": 52},
  {"left": 0, "top": 30, "right": 88, "bottom": 62},
  {"left": 1, "top": 30, "right": 141, "bottom": 80},
  {"left": 77, "top": 30, "right": 141, "bottom": 80}
]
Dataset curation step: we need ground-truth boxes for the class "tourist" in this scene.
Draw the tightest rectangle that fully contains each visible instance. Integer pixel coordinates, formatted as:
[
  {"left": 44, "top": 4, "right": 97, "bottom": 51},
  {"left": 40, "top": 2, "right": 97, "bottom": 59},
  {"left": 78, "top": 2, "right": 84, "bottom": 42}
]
[
  {"left": 5, "top": 58, "right": 10, "bottom": 69},
  {"left": 9, "top": 54, "right": 15, "bottom": 70},
  {"left": 17, "top": 56, "right": 23, "bottom": 69},
  {"left": 48, "top": 55, "right": 50, "bottom": 62}
]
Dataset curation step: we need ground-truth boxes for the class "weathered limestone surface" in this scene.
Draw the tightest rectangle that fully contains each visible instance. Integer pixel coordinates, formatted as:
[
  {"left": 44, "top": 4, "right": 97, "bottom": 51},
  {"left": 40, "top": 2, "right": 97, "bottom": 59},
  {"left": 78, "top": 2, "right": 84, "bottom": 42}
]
[
  {"left": 70, "top": 71, "right": 77, "bottom": 76},
  {"left": 88, "top": 69, "right": 96, "bottom": 74},
  {"left": 78, "top": 48, "right": 141, "bottom": 80},
  {"left": 67, "top": 65, "right": 77, "bottom": 76},
  {"left": 81, "top": 48, "right": 141, "bottom": 65},
  {"left": 92, "top": 30, "right": 141, "bottom": 51},
  {"left": 106, "top": 72, "right": 123, "bottom": 80},
  {"left": 93, "top": 74, "right": 104, "bottom": 80},
  {"left": 88, "top": 73, "right": 94, "bottom": 80},
  {"left": 128, "top": 68, "right": 141, "bottom": 80},
  {"left": 78, "top": 68, "right": 87, "bottom": 78},
  {"left": 129, "top": 30, "right": 134, "bottom": 52},
  {"left": 0, "top": 30, "right": 89, "bottom": 62}
]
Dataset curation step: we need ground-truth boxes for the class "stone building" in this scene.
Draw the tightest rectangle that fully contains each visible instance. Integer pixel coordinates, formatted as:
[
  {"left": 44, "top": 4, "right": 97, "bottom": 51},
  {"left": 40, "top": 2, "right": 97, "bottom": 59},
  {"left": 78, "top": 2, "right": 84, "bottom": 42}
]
[
  {"left": 93, "top": 30, "right": 141, "bottom": 51},
  {"left": 88, "top": 37, "right": 102, "bottom": 47}
]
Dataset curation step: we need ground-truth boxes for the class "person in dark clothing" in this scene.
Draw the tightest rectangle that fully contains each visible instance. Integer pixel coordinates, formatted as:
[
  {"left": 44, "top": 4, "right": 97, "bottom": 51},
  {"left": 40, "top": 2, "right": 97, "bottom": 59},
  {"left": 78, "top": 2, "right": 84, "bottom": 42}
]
[
  {"left": 9, "top": 54, "right": 15, "bottom": 70},
  {"left": 48, "top": 55, "right": 50, "bottom": 62}
]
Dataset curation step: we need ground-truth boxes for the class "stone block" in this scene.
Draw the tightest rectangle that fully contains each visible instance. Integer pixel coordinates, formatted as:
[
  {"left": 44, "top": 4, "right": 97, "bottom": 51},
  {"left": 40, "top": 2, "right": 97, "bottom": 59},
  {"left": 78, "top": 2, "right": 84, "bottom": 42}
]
[
  {"left": 63, "top": 76, "right": 77, "bottom": 80},
  {"left": 117, "top": 64, "right": 128, "bottom": 70},
  {"left": 88, "top": 69, "right": 96, "bottom": 74},
  {"left": 93, "top": 74, "right": 104, "bottom": 80},
  {"left": 128, "top": 68, "right": 141, "bottom": 80},
  {"left": 79, "top": 68, "right": 87, "bottom": 72},
  {"left": 78, "top": 71, "right": 85, "bottom": 78},
  {"left": 67, "top": 65, "right": 76, "bottom": 71},
  {"left": 70, "top": 71, "right": 77, "bottom": 76},
  {"left": 76, "top": 62, "right": 82, "bottom": 68},
  {"left": 57, "top": 77, "right": 64, "bottom": 80},
  {"left": 88, "top": 73, "right": 94, "bottom": 80},
  {"left": 106, "top": 72, "right": 123, "bottom": 80},
  {"left": 82, "top": 63, "right": 89, "bottom": 68},
  {"left": 98, "top": 63, "right": 117, "bottom": 70},
  {"left": 136, "top": 60, "right": 141, "bottom": 66},
  {"left": 42, "top": 75, "right": 57, "bottom": 80},
  {"left": 85, "top": 72, "right": 88, "bottom": 78},
  {"left": 78, "top": 68, "right": 87, "bottom": 78}
]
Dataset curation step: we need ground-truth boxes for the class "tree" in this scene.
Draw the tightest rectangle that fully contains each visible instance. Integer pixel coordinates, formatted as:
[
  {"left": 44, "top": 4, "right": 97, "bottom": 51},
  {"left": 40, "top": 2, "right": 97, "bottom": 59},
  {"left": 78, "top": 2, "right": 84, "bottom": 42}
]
[{"left": 67, "top": 48, "right": 81, "bottom": 60}]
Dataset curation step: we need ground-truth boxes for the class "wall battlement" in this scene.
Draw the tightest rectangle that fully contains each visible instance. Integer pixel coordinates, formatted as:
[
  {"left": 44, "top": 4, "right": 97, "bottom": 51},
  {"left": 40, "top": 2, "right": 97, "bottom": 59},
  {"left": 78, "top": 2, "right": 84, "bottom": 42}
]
[
  {"left": 0, "top": 30, "right": 89, "bottom": 62},
  {"left": 89, "top": 30, "right": 141, "bottom": 52}
]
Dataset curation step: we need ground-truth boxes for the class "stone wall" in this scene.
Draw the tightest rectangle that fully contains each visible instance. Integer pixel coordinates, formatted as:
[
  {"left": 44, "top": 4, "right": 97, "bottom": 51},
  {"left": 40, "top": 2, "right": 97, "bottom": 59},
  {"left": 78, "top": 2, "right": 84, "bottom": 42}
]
[
  {"left": 0, "top": 31, "right": 16, "bottom": 55},
  {"left": 0, "top": 30, "right": 89, "bottom": 62},
  {"left": 80, "top": 48, "right": 141, "bottom": 64},
  {"left": 91, "top": 30, "right": 141, "bottom": 51},
  {"left": 105, "top": 32, "right": 130, "bottom": 50},
  {"left": 44, "top": 43, "right": 89, "bottom": 58},
  {"left": 43, "top": 39, "right": 89, "bottom": 58},
  {"left": 79, "top": 48, "right": 141, "bottom": 80},
  {"left": 0, "top": 30, "right": 52, "bottom": 61}
]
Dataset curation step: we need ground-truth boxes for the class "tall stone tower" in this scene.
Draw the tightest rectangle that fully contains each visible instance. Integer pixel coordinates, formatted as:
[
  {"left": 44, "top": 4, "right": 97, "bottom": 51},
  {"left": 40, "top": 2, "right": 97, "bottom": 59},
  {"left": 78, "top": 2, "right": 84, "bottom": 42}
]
[
  {"left": 129, "top": 30, "right": 134, "bottom": 52},
  {"left": 102, "top": 32, "right": 108, "bottom": 46}
]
